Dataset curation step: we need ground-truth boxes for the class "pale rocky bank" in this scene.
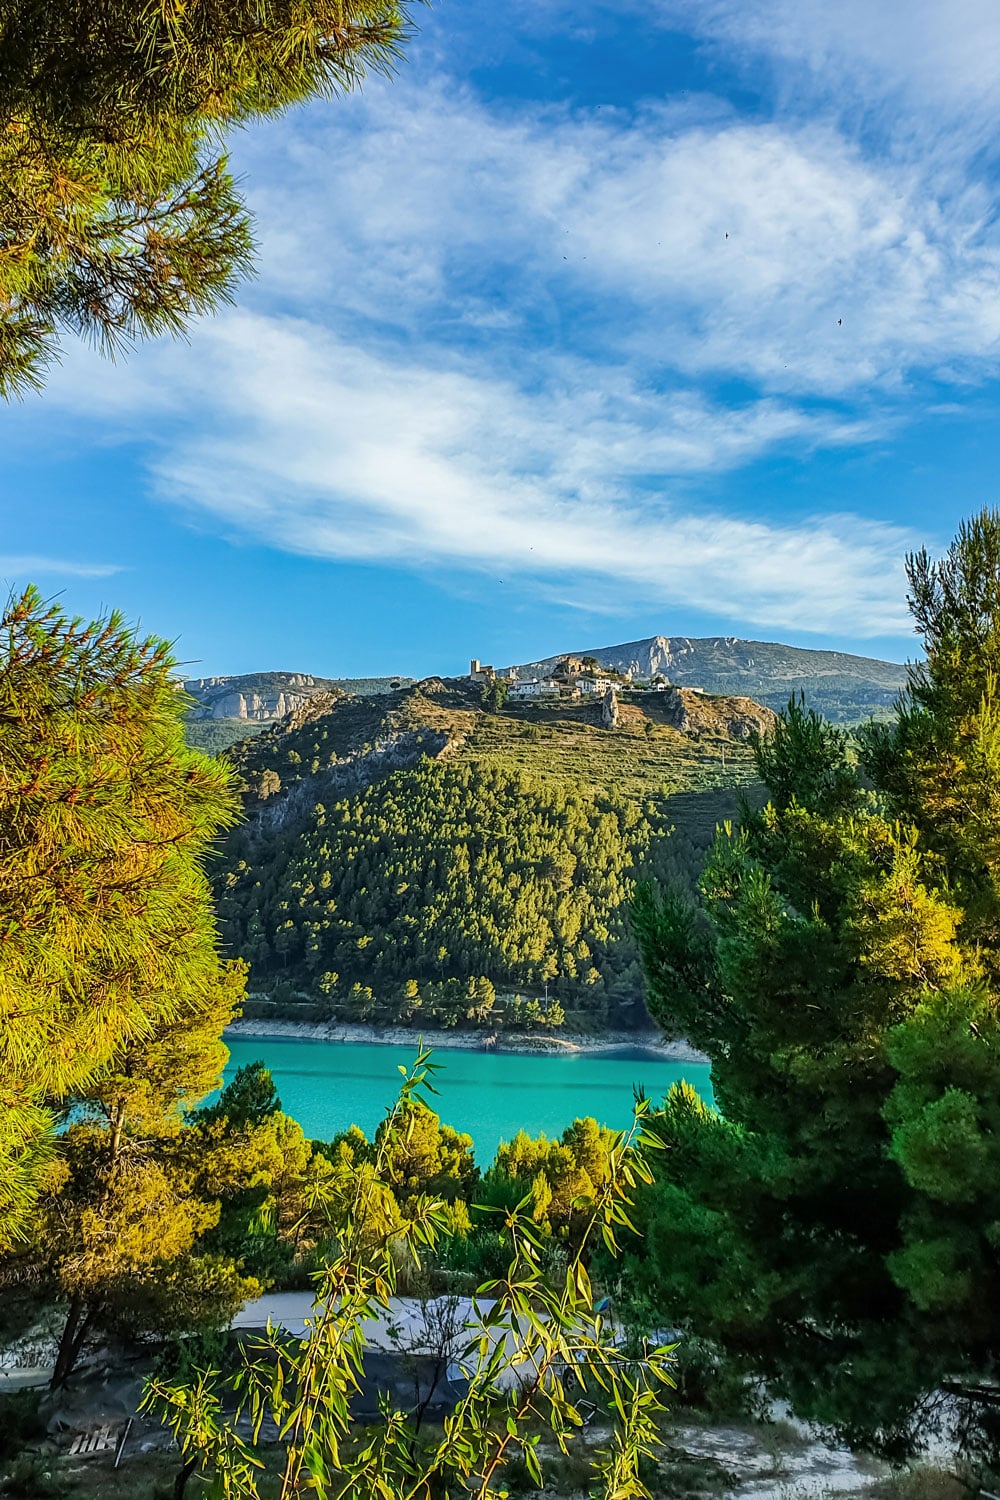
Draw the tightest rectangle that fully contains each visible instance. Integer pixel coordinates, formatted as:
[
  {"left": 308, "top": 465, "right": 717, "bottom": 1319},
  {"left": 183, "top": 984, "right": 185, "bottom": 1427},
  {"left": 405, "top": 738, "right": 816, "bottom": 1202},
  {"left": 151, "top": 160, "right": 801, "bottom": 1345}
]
[{"left": 225, "top": 1017, "right": 708, "bottom": 1063}]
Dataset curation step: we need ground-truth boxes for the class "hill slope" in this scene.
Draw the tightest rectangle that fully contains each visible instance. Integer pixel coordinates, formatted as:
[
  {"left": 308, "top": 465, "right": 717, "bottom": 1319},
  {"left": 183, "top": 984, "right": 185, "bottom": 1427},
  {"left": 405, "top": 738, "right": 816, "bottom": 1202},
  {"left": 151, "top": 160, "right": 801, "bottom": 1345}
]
[
  {"left": 183, "top": 670, "right": 417, "bottom": 754},
  {"left": 214, "top": 677, "right": 771, "bottom": 1030},
  {"left": 511, "top": 636, "right": 907, "bottom": 722},
  {"left": 222, "top": 675, "right": 770, "bottom": 815}
]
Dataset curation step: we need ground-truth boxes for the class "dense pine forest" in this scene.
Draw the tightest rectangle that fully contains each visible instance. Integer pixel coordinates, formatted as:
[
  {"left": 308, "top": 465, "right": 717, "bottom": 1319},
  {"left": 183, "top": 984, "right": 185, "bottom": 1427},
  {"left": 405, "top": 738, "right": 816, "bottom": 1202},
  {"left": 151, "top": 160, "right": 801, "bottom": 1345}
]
[{"left": 216, "top": 760, "right": 667, "bottom": 1025}]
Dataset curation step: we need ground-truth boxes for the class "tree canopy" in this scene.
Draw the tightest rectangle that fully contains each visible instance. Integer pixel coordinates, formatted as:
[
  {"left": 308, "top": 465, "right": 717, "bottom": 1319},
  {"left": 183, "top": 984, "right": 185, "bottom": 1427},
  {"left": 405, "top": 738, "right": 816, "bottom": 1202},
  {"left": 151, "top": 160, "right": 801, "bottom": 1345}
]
[
  {"left": 631, "top": 509, "right": 1000, "bottom": 1453},
  {"left": 0, "top": 0, "right": 417, "bottom": 396},
  {"left": 0, "top": 588, "right": 238, "bottom": 1247},
  {"left": 145, "top": 1053, "right": 675, "bottom": 1500},
  {"left": 217, "top": 759, "right": 663, "bottom": 1021}
]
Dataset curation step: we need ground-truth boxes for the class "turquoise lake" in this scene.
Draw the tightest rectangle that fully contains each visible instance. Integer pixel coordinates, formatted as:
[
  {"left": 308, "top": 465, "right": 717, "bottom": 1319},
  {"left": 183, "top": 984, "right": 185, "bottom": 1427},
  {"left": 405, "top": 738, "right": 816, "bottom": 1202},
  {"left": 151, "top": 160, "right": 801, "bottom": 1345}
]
[{"left": 221, "top": 1037, "right": 714, "bottom": 1162}]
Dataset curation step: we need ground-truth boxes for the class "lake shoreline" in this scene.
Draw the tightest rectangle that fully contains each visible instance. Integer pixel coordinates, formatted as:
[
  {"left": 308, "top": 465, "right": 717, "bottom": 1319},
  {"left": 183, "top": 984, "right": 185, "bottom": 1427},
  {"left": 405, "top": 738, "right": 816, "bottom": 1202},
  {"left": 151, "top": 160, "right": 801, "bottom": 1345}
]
[{"left": 225, "top": 1017, "right": 708, "bottom": 1064}]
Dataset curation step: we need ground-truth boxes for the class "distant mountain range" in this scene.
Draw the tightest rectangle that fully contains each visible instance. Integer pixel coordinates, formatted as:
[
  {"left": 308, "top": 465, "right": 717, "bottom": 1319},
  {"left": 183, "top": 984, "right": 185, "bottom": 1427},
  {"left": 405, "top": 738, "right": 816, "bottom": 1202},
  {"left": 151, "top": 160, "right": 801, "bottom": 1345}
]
[
  {"left": 183, "top": 672, "right": 417, "bottom": 754},
  {"left": 510, "top": 636, "right": 908, "bottom": 722},
  {"left": 183, "top": 635, "right": 909, "bottom": 751}
]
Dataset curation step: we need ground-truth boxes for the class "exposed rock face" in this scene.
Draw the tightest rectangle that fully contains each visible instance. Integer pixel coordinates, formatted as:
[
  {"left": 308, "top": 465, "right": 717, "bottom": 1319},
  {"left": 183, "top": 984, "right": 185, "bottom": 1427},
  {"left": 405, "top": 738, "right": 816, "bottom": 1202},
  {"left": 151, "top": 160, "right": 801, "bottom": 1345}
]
[
  {"left": 211, "top": 689, "right": 305, "bottom": 721},
  {"left": 658, "top": 687, "right": 775, "bottom": 739},
  {"left": 185, "top": 671, "right": 416, "bottom": 722},
  {"left": 601, "top": 686, "right": 619, "bottom": 728},
  {"left": 184, "top": 672, "right": 338, "bottom": 721}
]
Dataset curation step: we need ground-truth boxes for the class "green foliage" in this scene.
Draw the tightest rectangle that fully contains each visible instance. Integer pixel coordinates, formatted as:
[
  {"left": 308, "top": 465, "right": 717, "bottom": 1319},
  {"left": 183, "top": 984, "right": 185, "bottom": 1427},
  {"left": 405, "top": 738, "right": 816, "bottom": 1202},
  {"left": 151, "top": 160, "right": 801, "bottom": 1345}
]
[
  {"left": 0, "top": 0, "right": 417, "bottom": 396},
  {"left": 375, "top": 1099, "right": 478, "bottom": 1207},
  {"left": 0, "top": 1392, "right": 45, "bottom": 1462},
  {"left": 32, "top": 957, "right": 257, "bottom": 1386},
  {"left": 0, "top": 588, "right": 238, "bottom": 1248},
  {"left": 481, "top": 676, "right": 511, "bottom": 713},
  {"left": 751, "top": 693, "right": 861, "bottom": 816},
  {"left": 217, "top": 759, "right": 671, "bottom": 1019},
  {"left": 143, "top": 1051, "right": 675, "bottom": 1500},
  {"left": 184, "top": 717, "right": 269, "bottom": 757},
  {"left": 630, "top": 883, "right": 719, "bottom": 1043},
  {"left": 0, "top": 1454, "right": 63, "bottom": 1500},
  {"left": 631, "top": 509, "right": 1000, "bottom": 1453},
  {"left": 203, "top": 1060, "right": 282, "bottom": 1128},
  {"left": 484, "top": 1118, "right": 618, "bottom": 1236}
]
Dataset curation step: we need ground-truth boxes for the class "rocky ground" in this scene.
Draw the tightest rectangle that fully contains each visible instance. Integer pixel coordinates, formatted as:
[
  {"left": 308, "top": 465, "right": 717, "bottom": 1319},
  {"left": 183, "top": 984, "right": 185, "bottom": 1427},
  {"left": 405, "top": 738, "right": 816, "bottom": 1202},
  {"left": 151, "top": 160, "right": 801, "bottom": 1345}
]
[
  {"left": 4, "top": 1397, "right": 954, "bottom": 1500},
  {"left": 1, "top": 1308, "right": 956, "bottom": 1500},
  {"left": 225, "top": 1016, "right": 709, "bottom": 1061}
]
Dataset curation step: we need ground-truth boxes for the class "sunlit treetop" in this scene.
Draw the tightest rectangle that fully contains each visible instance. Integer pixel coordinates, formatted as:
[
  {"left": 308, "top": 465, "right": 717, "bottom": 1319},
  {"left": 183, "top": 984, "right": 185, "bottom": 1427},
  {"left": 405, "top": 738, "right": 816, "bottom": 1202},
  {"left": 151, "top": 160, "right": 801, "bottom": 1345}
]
[{"left": 0, "top": 0, "right": 419, "bottom": 396}]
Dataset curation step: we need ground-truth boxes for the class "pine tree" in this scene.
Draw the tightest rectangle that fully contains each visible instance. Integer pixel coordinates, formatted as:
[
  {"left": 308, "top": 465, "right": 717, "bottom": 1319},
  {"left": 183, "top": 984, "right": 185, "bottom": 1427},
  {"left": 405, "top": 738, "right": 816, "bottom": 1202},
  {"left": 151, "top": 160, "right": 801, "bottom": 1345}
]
[
  {"left": 38, "top": 959, "right": 254, "bottom": 1386},
  {"left": 630, "top": 511, "right": 1000, "bottom": 1453},
  {"left": 0, "top": 588, "right": 238, "bottom": 1247},
  {"left": 0, "top": 0, "right": 417, "bottom": 396}
]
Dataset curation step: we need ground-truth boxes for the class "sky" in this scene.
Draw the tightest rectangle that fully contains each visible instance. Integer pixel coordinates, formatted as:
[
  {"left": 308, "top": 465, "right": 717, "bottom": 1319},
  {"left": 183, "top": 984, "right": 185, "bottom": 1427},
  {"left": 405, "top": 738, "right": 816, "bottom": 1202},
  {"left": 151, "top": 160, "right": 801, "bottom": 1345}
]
[{"left": 5, "top": 0, "right": 1000, "bottom": 678}]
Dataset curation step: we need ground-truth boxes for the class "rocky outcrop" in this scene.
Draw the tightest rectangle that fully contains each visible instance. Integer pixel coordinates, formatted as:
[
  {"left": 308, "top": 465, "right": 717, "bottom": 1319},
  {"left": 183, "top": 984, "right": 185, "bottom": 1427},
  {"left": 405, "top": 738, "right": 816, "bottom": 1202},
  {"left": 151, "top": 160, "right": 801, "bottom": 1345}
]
[
  {"left": 601, "top": 686, "right": 619, "bottom": 728},
  {"left": 184, "top": 672, "right": 415, "bottom": 722},
  {"left": 209, "top": 689, "right": 308, "bottom": 721},
  {"left": 658, "top": 687, "right": 775, "bottom": 740},
  {"left": 184, "top": 672, "right": 340, "bottom": 721}
]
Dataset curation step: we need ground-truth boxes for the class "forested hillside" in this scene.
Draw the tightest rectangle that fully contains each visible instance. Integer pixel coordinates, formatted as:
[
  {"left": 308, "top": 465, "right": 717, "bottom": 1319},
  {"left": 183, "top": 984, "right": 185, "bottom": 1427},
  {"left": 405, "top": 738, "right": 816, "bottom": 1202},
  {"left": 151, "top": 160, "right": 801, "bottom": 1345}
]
[
  {"left": 217, "top": 761, "right": 663, "bottom": 1026},
  {"left": 213, "top": 677, "right": 768, "bottom": 1028}
]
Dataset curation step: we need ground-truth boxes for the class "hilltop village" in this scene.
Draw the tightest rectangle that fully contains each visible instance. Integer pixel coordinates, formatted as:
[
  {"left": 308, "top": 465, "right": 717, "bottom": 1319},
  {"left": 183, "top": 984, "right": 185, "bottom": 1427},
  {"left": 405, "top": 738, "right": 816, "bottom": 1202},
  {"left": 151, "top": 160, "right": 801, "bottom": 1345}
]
[{"left": 468, "top": 653, "right": 703, "bottom": 700}]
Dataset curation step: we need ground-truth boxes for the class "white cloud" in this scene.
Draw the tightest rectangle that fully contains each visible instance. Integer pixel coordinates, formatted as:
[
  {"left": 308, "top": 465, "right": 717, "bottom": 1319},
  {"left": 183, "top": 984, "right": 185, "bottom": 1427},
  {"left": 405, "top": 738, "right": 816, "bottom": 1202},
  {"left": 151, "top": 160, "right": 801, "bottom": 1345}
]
[
  {"left": 34, "top": 38, "right": 1000, "bottom": 642},
  {"left": 123, "top": 310, "right": 910, "bottom": 637},
  {"left": 664, "top": 0, "right": 1000, "bottom": 122},
  {"left": 234, "top": 83, "right": 1000, "bottom": 397}
]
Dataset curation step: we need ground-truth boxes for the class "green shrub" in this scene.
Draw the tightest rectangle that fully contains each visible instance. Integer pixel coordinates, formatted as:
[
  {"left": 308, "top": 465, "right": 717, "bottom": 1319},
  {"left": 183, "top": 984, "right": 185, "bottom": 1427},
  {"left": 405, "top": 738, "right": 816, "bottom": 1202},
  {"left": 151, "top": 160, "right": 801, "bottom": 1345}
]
[
  {"left": 0, "top": 1392, "right": 46, "bottom": 1462},
  {"left": 0, "top": 1455, "right": 62, "bottom": 1499}
]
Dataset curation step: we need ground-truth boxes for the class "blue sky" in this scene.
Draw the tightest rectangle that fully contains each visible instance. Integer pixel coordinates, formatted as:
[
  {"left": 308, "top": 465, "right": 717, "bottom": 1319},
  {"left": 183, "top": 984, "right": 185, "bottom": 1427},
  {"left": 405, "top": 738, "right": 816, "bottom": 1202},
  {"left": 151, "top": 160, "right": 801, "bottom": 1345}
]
[{"left": 5, "top": 0, "right": 1000, "bottom": 677}]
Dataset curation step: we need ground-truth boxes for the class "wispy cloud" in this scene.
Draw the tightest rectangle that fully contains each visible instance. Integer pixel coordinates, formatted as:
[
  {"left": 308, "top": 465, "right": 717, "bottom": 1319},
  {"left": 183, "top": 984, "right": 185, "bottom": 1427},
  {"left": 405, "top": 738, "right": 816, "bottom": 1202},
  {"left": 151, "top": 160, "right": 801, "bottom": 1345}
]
[
  {"left": 119, "top": 310, "right": 908, "bottom": 637},
  {"left": 0, "top": 556, "right": 120, "bottom": 581},
  {"left": 35, "top": 19, "right": 1000, "bottom": 642},
  {"left": 663, "top": 0, "right": 1000, "bottom": 126},
  {"left": 234, "top": 82, "right": 1000, "bottom": 397}
]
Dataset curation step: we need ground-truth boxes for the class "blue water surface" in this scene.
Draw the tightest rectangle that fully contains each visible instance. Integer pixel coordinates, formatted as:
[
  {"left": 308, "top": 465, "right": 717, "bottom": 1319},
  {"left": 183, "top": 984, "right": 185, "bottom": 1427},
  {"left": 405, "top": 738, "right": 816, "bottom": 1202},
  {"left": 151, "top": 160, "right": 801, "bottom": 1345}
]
[{"left": 221, "top": 1036, "right": 714, "bottom": 1163}]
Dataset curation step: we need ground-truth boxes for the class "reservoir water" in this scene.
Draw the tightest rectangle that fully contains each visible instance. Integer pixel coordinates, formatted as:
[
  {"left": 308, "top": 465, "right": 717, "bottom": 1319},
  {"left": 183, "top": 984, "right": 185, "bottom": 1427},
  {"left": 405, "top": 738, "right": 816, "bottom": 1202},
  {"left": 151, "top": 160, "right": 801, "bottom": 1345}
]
[{"left": 221, "top": 1036, "right": 714, "bottom": 1162}]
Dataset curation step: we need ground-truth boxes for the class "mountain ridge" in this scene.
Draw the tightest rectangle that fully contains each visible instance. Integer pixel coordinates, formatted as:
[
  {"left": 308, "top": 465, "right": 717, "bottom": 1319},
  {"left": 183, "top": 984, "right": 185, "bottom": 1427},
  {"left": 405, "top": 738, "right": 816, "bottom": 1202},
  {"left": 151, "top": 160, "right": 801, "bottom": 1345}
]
[
  {"left": 509, "top": 635, "right": 907, "bottom": 722},
  {"left": 185, "top": 670, "right": 416, "bottom": 721}
]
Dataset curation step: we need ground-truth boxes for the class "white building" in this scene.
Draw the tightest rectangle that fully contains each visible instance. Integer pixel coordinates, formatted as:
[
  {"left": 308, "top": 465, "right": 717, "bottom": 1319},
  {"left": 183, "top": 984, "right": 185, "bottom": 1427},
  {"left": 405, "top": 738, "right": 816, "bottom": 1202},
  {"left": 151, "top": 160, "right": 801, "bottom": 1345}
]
[
  {"left": 577, "top": 675, "right": 615, "bottom": 696},
  {"left": 509, "top": 677, "right": 560, "bottom": 700}
]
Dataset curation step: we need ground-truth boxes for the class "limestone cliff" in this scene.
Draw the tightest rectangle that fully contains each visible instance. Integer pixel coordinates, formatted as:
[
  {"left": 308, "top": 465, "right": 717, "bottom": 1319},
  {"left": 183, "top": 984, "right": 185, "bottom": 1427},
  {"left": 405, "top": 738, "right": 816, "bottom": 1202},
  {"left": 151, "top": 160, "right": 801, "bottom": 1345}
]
[{"left": 184, "top": 670, "right": 414, "bottom": 721}]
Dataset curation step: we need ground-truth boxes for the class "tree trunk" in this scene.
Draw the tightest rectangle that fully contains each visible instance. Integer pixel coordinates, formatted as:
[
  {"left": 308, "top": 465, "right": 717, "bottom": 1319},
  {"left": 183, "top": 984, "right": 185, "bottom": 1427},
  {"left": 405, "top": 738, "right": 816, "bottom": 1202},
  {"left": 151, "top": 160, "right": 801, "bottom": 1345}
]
[
  {"left": 109, "top": 1101, "right": 126, "bottom": 1161},
  {"left": 174, "top": 1455, "right": 198, "bottom": 1500},
  {"left": 50, "top": 1295, "right": 94, "bottom": 1389}
]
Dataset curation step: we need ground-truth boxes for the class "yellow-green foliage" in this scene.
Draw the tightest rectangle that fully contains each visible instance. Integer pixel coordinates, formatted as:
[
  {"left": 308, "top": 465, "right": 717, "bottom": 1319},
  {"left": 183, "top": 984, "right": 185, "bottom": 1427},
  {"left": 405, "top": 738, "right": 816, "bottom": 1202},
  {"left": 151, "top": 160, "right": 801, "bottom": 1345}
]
[
  {"left": 488, "top": 1117, "right": 618, "bottom": 1231},
  {"left": 464, "top": 700, "right": 757, "bottom": 804},
  {"left": 32, "top": 958, "right": 259, "bottom": 1386},
  {"left": 145, "top": 1052, "right": 675, "bottom": 1500},
  {"left": 0, "top": 589, "right": 238, "bottom": 1248}
]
